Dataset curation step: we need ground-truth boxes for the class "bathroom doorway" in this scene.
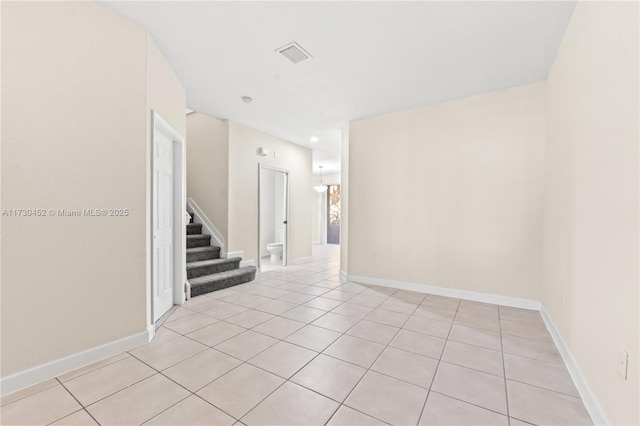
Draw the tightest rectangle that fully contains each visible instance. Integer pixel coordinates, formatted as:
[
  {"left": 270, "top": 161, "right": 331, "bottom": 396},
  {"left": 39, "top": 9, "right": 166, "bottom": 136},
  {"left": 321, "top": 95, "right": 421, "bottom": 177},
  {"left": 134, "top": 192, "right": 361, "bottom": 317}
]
[{"left": 258, "top": 165, "right": 289, "bottom": 271}]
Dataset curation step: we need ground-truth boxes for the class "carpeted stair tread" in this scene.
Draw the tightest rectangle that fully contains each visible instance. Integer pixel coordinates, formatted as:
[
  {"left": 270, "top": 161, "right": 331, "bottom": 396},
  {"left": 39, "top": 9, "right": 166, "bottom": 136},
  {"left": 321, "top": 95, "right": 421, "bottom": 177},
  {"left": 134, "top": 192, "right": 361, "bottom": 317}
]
[
  {"left": 186, "top": 223, "right": 203, "bottom": 235},
  {"left": 187, "top": 234, "right": 211, "bottom": 248},
  {"left": 187, "top": 257, "right": 242, "bottom": 279},
  {"left": 186, "top": 246, "right": 221, "bottom": 262},
  {"left": 190, "top": 266, "right": 257, "bottom": 297},
  {"left": 186, "top": 246, "right": 221, "bottom": 253},
  {"left": 187, "top": 257, "right": 242, "bottom": 268},
  {"left": 187, "top": 234, "right": 210, "bottom": 240}
]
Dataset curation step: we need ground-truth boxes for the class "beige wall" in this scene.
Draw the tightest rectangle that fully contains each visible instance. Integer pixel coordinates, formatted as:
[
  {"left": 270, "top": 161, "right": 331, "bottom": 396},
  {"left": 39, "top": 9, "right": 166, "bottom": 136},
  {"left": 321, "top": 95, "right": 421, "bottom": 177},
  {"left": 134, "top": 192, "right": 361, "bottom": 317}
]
[
  {"left": 348, "top": 83, "right": 546, "bottom": 300},
  {"left": 543, "top": 2, "right": 639, "bottom": 424},
  {"left": 186, "top": 113, "right": 229, "bottom": 242},
  {"left": 1, "top": 1, "right": 184, "bottom": 377},
  {"left": 228, "top": 122, "right": 312, "bottom": 264},
  {"left": 147, "top": 36, "right": 187, "bottom": 139}
]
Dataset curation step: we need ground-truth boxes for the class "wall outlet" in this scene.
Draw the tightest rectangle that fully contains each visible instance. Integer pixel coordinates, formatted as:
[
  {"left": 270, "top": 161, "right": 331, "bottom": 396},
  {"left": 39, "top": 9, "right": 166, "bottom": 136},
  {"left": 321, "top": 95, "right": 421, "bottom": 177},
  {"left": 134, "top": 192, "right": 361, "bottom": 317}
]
[
  {"left": 369, "top": 252, "right": 375, "bottom": 260},
  {"left": 618, "top": 349, "right": 629, "bottom": 380}
]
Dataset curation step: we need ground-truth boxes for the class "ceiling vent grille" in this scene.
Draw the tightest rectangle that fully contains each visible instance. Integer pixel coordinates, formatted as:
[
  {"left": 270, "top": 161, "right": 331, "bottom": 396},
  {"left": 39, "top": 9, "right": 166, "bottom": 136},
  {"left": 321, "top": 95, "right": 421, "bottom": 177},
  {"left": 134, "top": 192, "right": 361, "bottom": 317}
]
[{"left": 276, "top": 42, "right": 312, "bottom": 64}]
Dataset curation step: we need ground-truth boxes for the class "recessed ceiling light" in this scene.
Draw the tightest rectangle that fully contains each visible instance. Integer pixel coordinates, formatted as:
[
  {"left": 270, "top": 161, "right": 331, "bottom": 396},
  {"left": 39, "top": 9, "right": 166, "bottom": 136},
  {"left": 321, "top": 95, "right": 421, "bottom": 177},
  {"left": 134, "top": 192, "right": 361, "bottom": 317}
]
[
  {"left": 241, "top": 96, "right": 253, "bottom": 104},
  {"left": 310, "top": 136, "right": 319, "bottom": 142}
]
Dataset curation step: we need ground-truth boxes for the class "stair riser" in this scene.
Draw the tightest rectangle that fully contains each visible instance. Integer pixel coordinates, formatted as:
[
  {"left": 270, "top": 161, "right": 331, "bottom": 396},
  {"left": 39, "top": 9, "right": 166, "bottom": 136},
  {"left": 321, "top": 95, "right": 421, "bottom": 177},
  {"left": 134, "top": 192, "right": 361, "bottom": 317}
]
[
  {"left": 186, "top": 224, "right": 203, "bottom": 235},
  {"left": 187, "top": 236, "right": 211, "bottom": 249},
  {"left": 191, "top": 269, "right": 257, "bottom": 297},
  {"left": 187, "top": 260, "right": 241, "bottom": 279},
  {"left": 187, "top": 249, "right": 220, "bottom": 263}
]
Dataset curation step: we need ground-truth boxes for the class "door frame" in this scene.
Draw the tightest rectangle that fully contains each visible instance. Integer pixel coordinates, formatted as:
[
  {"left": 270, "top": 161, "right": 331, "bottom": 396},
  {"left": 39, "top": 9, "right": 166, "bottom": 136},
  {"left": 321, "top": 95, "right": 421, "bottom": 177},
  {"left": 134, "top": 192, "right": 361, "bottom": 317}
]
[
  {"left": 150, "top": 110, "right": 185, "bottom": 324},
  {"left": 258, "top": 164, "right": 290, "bottom": 271}
]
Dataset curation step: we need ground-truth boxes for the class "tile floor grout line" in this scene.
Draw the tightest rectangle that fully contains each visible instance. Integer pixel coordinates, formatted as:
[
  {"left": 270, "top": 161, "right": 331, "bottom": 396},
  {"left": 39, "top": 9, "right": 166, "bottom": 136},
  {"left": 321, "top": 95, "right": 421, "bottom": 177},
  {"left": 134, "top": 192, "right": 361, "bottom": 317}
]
[
  {"left": 174, "top": 280, "right": 527, "bottom": 423},
  {"left": 56, "top": 366, "right": 158, "bottom": 412},
  {"left": 415, "top": 297, "right": 461, "bottom": 425},
  {"left": 109, "top": 301, "right": 558, "bottom": 425},
  {"left": 75, "top": 356, "right": 192, "bottom": 419},
  {"left": 53, "top": 378, "right": 102, "bottom": 426},
  {"left": 426, "top": 388, "right": 521, "bottom": 419},
  {"left": 125, "top": 345, "right": 245, "bottom": 424},
  {"left": 498, "top": 305, "right": 513, "bottom": 426},
  {"left": 136, "top": 392, "right": 194, "bottom": 425},
  {"left": 165, "top": 288, "right": 492, "bottom": 405},
  {"left": 327, "top": 291, "right": 428, "bottom": 425},
  {"left": 73, "top": 285, "right": 421, "bottom": 426},
  {"left": 0, "top": 381, "right": 59, "bottom": 410},
  {"left": 445, "top": 330, "right": 560, "bottom": 361},
  {"left": 47, "top": 353, "right": 130, "bottom": 391},
  {"left": 502, "top": 377, "right": 587, "bottom": 399},
  {"left": 128, "top": 339, "right": 211, "bottom": 374},
  {"left": 144, "top": 379, "right": 239, "bottom": 425},
  {"left": 185, "top": 279, "right": 400, "bottom": 425},
  {"left": 44, "top": 407, "right": 96, "bottom": 426},
  {"left": 322, "top": 288, "right": 410, "bottom": 425}
]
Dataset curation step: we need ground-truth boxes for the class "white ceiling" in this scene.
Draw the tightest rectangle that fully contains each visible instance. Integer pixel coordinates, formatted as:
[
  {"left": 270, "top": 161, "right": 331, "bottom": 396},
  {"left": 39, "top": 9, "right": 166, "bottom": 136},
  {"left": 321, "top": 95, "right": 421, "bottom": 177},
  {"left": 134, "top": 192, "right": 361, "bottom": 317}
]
[{"left": 103, "top": 1, "right": 575, "bottom": 175}]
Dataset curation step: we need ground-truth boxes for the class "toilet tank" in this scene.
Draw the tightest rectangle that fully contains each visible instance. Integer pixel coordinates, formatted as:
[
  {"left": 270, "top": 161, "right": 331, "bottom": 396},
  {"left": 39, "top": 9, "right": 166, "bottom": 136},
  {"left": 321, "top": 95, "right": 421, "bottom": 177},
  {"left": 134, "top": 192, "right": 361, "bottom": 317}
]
[{"left": 277, "top": 228, "right": 284, "bottom": 242}]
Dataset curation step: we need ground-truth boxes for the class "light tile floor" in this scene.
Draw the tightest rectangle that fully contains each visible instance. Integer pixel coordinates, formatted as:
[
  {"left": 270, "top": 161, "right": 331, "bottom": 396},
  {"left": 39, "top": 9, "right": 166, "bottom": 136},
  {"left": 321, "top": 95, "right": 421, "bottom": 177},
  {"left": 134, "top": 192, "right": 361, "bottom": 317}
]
[{"left": 1, "top": 245, "right": 593, "bottom": 425}]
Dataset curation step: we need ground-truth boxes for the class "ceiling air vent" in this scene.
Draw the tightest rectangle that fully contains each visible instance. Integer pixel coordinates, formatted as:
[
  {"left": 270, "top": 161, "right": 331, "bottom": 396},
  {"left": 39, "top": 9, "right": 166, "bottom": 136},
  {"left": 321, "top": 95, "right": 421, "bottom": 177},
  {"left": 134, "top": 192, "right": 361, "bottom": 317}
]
[{"left": 276, "top": 42, "right": 312, "bottom": 64}]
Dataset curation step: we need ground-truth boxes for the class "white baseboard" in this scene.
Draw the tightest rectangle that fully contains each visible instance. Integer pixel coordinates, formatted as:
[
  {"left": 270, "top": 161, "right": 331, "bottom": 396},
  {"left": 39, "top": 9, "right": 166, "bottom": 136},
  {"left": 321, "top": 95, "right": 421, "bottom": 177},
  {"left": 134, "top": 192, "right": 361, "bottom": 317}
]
[
  {"left": 241, "top": 259, "right": 256, "bottom": 267},
  {"left": 346, "top": 273, "right": 540, "bottom": 310},
  {"left": 339, "top": 269, "right": 348, "bottom": 283},
  {"left": 0, "top": 326, "right": 153, "bottom": 397},
  {"left": 290, "top": 256, "right": 314, "bottom": 265},
  {"left": 540, "top": 306, "right": 606, "bottom": 425},
  {"left": 226, "top": 251, "right": 244, "bottom": 260}
]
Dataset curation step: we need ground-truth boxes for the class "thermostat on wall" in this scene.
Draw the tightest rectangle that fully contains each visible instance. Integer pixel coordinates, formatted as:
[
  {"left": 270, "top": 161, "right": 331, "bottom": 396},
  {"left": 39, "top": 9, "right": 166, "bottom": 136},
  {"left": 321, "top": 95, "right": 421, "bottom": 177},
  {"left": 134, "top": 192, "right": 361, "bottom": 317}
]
[{"left": 257, "top": 147, "right": 269, "bottom": 156}]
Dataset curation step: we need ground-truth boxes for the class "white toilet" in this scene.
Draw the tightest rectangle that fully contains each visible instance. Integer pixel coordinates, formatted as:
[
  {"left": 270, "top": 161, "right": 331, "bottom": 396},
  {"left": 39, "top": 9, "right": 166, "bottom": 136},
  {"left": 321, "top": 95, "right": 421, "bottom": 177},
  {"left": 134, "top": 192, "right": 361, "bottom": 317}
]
[{"left": 266, "top": 229, "right": 284, "bottom": 262}]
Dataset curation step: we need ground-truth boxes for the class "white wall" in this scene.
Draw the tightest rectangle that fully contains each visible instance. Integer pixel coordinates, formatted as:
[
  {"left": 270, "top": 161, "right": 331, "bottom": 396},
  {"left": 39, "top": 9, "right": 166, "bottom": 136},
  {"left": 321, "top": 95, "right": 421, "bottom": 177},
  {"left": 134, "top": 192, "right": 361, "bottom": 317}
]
[
  {"left": 347, "top": 83, "right": 546, "bottom": 300},
  {"left": 228, "top": 122, "right": 312, "bottom": 264},
  {"left": 0, "top": 1, "right": 185, "bottom": 378},
  {"left": 186, "top": 113, "right": 229, "bottom": 242},
  {"left": 543, "top": 2, "right": 639, "bottom": 424}
]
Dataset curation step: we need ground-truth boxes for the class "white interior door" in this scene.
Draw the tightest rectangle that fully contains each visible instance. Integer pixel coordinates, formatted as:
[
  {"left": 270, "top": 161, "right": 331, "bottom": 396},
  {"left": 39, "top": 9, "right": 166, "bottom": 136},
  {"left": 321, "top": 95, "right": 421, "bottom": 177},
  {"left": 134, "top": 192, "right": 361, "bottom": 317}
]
[{"left": 153, "top": 128, "right": 174, "bottom": 322}]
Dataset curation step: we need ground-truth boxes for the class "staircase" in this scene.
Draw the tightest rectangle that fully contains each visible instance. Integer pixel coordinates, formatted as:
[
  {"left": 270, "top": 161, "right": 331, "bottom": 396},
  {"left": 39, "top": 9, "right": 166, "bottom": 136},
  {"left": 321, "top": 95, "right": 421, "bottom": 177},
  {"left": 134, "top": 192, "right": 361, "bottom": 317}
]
[{"left": 186, "top": 217, "right": 256, "bottom": 297}]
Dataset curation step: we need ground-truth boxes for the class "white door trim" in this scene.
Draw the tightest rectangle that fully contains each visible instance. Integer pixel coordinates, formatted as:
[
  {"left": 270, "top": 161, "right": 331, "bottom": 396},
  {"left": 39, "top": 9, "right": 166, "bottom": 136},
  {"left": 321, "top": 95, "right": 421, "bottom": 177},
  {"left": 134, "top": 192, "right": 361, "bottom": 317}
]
[
  {"left": 151, "top": 111, "right": 185, "bottom": 324},
  {"left": 258, "top": 164, "right": 291, "bottom": 271}
]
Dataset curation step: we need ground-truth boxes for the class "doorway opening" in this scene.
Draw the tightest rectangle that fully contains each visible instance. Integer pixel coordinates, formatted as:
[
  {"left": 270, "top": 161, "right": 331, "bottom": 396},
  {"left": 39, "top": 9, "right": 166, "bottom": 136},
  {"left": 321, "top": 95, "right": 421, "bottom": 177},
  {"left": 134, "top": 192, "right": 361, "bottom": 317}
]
[
  {"left": 258, "top": 165, "right": 289, "bottom": 272},
  {"left": 327, "top": 184, "right": 341, "bottom": 244},
  {"left": 151, "top": 111, "right": 185, "bottom": 324}
]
